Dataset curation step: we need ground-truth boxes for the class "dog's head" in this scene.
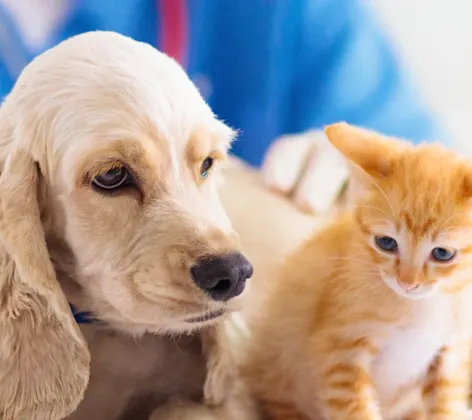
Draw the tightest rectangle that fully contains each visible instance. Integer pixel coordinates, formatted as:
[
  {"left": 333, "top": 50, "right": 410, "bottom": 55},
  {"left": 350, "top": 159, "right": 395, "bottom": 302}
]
[
  {"left": 0, "top": 31, "right": 252, "bottom": 416},
  {"left": 4, "top": 31, "right": 252, "bottom": 335}
]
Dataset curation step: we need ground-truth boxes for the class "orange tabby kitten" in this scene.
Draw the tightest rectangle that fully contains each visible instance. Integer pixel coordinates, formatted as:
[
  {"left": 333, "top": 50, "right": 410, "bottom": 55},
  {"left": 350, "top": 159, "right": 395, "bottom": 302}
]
[{"left": 242, "top": 123, "right": 472, "bottom": 420}]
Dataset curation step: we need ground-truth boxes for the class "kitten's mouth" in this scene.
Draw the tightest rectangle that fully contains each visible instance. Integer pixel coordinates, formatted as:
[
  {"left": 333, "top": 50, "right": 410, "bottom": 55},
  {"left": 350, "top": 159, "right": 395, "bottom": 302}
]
[
  {"left": 185, "top": 308, "right": 225, "bottom": 323},
  {"left": 383, "top": 276, "right": 433, "bottom": 300}
]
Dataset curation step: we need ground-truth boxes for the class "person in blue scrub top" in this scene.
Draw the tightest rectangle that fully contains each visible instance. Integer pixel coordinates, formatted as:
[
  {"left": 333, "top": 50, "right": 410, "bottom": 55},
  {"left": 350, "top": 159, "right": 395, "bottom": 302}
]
[{"left": 0, "top": 0, "right": 445, "bottom": 167}]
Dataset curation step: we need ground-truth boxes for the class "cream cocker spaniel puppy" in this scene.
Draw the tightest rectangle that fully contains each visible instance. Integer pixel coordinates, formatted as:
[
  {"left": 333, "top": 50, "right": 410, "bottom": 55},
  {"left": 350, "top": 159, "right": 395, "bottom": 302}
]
[{"left": 0, "top": 31, "right": 254, "bottom": 420}]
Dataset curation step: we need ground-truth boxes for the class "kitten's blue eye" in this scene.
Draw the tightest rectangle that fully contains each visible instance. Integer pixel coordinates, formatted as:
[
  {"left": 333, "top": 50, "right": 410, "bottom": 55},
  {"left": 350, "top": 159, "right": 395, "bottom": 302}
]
[
  {"left": 375, "top": 236, "right": 398, "bottom": 252},
  {"left": 431, "top": 247, "right": 456, "bottom": 262},
  {"left": 200, "top": 157, "right": 213, "bottom": 179}
]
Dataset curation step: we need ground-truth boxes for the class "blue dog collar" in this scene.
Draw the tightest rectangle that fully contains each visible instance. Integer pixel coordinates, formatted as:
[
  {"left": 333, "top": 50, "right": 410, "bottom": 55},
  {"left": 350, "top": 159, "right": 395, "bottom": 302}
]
[{"left": 69, "top": 303, "right": 97, "bottom": 324}]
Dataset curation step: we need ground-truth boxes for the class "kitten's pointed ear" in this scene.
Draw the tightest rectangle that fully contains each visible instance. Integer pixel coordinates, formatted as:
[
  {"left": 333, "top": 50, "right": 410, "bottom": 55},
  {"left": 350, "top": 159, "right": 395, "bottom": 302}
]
[
  {"left": 324, "top": 122, "right": 403, "bottom": 178},
  {"left": 325, "top": 122, "right": 409, "bottom": 206}
]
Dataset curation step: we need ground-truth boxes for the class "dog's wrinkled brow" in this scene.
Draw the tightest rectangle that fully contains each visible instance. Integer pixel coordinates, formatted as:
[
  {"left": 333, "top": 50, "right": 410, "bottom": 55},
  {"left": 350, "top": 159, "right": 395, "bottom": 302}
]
[
  {"left": 187, "top": 125, "right": 235, "bottom": 164},
  {"left": 69, "top": 138, "right": 165, "bottom": 191}
]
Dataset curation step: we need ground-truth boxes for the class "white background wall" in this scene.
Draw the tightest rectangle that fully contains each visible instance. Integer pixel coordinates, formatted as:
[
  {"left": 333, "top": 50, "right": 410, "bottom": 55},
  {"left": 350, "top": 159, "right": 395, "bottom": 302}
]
[{"left": 371, "top": 0, "right": 472, "bottom": 154}]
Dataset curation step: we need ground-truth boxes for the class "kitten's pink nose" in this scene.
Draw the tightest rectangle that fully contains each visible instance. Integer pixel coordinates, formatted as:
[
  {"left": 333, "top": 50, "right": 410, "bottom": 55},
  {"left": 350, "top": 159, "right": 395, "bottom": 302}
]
[{"left": 398, "top": 281, "right": 419, "bottom": 291}]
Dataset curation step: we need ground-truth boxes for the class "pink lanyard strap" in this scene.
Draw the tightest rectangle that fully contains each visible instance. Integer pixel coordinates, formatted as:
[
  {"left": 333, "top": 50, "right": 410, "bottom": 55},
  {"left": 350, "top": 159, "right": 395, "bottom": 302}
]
[{"left": 158, "top": 0, "right": 188, "bottom": 68}]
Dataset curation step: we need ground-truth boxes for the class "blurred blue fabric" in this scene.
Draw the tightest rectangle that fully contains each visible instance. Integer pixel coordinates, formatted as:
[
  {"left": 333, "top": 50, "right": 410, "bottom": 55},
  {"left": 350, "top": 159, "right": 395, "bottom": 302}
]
[{"left": 0, "top": 0, "right": 446, "bottom": 166}]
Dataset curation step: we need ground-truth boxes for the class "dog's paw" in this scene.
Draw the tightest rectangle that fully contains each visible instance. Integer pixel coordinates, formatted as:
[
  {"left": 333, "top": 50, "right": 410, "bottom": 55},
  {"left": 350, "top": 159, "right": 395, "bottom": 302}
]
[
  {"left": 201, "top": 324, "right": 237, "bottom": 407},
  {"left": 203, "top": 350, "right": 236, "bottom": 407},
  {"left": 261, "top": 130, "right": 349, "bottom": 214}
]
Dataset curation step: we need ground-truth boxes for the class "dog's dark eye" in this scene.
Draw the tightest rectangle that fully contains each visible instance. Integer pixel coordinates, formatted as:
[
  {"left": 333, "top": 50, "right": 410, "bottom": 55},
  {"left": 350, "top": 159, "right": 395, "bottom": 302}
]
[
  {"left": 431, "top": 247, "right": 456, "bottom": 262},
  {"left": 375, "top": 235, "right": 398, "bottom": 252},
  {"left": 200, "top": 157, "right": 213, "bottom": 179},
  {"left": 92, "top": 167, "right": 132, "bottom": 191}
]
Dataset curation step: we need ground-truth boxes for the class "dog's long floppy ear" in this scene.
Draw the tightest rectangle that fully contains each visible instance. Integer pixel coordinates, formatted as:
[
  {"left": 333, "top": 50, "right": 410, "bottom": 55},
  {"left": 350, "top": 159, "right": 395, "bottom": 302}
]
[{"left": 0, "top": 149, "right": 90, "bottom": 420}]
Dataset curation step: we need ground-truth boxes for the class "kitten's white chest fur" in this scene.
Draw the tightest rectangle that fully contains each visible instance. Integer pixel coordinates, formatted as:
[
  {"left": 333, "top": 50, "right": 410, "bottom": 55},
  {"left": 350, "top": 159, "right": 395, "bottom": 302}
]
[{"left": 372, "top": 297, "right": 453, "bottom": 402}]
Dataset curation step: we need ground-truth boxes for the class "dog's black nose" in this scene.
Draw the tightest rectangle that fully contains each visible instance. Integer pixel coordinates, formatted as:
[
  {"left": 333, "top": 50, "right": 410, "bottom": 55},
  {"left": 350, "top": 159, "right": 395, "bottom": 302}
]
[{"left": 191, "top": 253, "right": 253, "bottom": 301}]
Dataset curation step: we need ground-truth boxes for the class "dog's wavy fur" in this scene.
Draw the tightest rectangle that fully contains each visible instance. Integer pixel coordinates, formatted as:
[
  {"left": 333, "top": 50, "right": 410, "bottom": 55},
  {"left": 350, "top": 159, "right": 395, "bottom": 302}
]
[{"left": 0, "top": 31, "right": 256, "bottom": 420}]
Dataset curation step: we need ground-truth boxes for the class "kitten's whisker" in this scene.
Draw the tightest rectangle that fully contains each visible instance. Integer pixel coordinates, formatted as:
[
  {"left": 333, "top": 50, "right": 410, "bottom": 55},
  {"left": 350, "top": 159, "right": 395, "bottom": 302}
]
[
  {"left": 323, "top": 254, "right": 367, "bottom": 261},
  {"left": 333, "top": 264, "right": 379, "bottom": 273},
  {"left": 368, "top": 177, "right": 395, "bottom": 216},
  {"left": 331, "top": 266, "right": 380, "bottom": 277},
  {"left": 330, "top": 260, "right": 378, "bottom": 269},
  {"left": 353, "top": 205, "right": 395, "bottom": 222},
  {"left": 435, "top": 213, "right": 466, "bottom": 233}
]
